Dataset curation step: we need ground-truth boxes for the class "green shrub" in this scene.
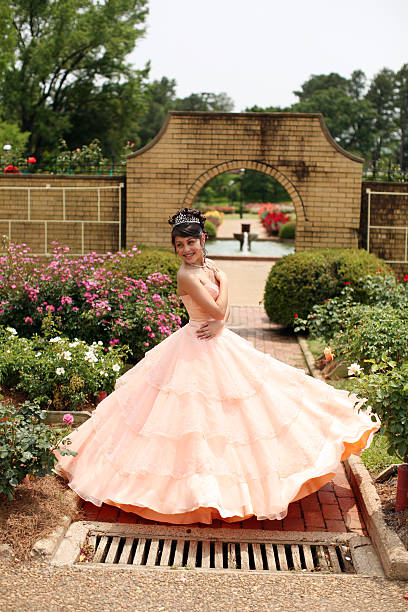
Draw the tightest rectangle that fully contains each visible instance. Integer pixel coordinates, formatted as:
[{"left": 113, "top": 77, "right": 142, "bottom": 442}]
[
  {"left": 278, "top": 221, "right": 296, "bottom": 240},
  {"left": 264, "top": 248, "right": 386, "bottom": 326},
  {"left": 350, "top": 362, "right": 408, "bottom": 461},
  {"left": 205, "top": 220, "right": 216, "bottom": 239},
  {"left": 332, "top": 304, "right": 408, "bottom": 368},
  {"left": 0, "top": 401, "right": 76, "bottom": 500},
  {"left": 0, "top": 326, "right": 127, "bottom": 409},
  {"left": 110, "top": 248, "right": 180, "bottom": 287}
]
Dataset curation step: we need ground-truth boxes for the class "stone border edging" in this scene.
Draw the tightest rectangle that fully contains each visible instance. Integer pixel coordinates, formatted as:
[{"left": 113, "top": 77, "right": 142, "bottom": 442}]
[
  {"left": 296, "top": 333, "right": 408, "bottom": 580},
  {"left": 31, "top": 515, "right": 73, "bottom": 559}
]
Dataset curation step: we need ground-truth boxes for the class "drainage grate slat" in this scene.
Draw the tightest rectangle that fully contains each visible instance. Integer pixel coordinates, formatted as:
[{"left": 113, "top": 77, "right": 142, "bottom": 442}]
[
  {"left": 291, "top": 545, "right": 302, "bottom": 571},
  {"left": 118, "top": 537, "right": 133, "bottom": 564},
  {"left": 303, "top": 544, "right": 315, "bottom": 571},
  {"left": 317, "top": 546, "right": 330, "bottom": 572},
  {"left": 240, "top": 543, "right": 250, "bottom": 570},
  {"left": 214, "top": 541, "right": 223, "bottom": 568},
  {"left": 327, "top": 545, "right": 342, "bottom": 574},
  {"left": 81, "top": 532, "right": 361, "bottom": 575},
  {"left": 93, "top": 536, "right": 109, "bottom": 563},
  {"left": 276, "top": 544, "right": 288, "bottom": 571},
  {"left": 201, "top": 540, "right": 210, "bottom": 568},
  {"left": 105, "top": 536, "right": 121, "bottom": 564},
  {"left": 173, "top": 540, "right": 184, "bottom": 567},
  {"left": 132, "top": 538, "right": 146, "bottom": 566},
  {"left": 146, "top": 539, "right": 159, "bottom": 566},
  {"left": 264, "top": 543, "right": 277, "bottom": 571},
  {"left": 252, "top": 543, "right": 264, "bottom": 570},
  {"left": 228, "top": 543, "right": 237, "bottom": 569},
  {"left": 186, "top": 539, "right": 197, "bottom": 567},
  {"left": 160, "top": 539, "right": 172, "bottom": 567}
]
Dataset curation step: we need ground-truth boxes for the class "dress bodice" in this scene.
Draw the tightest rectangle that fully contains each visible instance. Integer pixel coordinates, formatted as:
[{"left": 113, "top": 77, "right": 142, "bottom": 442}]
[{"left": 180, "top": 281, "right": 219, "bottom": 321}]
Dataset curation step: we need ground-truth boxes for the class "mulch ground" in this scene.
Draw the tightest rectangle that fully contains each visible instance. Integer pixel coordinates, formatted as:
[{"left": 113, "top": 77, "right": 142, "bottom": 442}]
[
  {"left": 0, "top": 475, "right": 78, "bottom": 560},
  {"left": 373, "top": 474, "right": 408, "bottom": 549}
]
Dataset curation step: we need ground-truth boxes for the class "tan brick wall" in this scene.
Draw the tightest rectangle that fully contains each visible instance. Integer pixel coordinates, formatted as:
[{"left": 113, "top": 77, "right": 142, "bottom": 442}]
[
  {"left": 126, "top": 112, "right": 364, "bottom": 251},
  {"left": 0, "top": 175, "right": 124, "bottom": 255},
  {"left": 360, "top": 181, "right": 408, "bottom": 277}
]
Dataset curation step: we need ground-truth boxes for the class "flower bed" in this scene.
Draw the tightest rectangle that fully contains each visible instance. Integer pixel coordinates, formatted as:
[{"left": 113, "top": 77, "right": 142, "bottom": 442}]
[
  {"left": 297, "top": 270, "right": 408, "bottom": 526},
  {"left": 0, "top": 327, "right": 126, "bottom": 410},
  {"left": 0, "top": 240, "right": 184, "bottom": 363}
]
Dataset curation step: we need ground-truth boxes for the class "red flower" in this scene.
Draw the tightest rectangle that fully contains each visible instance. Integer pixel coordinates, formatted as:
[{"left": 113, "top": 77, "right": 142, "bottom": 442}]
[
  {"left": 27, "top": 156, "right": 37, "bottom": 164},
  {"left": 294, "top": 314, "right": 299, "bottom": 318},
  {"left": 344, "top": 281, "right": 350, "bottom": 285},
  {"left": 4, "top": 164, "right": 18, "bottom": 174}
]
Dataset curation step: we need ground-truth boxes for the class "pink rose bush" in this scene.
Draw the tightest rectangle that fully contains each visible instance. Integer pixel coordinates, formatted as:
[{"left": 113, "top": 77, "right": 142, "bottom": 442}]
[{"left": 0, "top": 240, "right": 184, "bottom": 362}]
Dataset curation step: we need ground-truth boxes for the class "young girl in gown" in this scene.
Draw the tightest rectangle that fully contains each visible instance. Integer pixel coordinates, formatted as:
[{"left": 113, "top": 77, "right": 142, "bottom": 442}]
[{"left": 55, "top": 208, "right": 380, "bottom": 524}]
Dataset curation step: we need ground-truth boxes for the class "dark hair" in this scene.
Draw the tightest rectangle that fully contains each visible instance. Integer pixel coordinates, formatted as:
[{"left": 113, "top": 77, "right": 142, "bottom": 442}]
[{"left": 168, "top": 208, "right": 207, "bottom": 248}]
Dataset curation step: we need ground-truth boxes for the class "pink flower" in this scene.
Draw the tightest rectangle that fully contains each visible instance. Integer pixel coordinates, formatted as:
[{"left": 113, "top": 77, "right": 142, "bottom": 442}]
[
  {"left": 63, "top": 413, "right": 74, "bottom": 425},
  {"left": 24, "top": 316, "right": 33, "bottom": 324}
]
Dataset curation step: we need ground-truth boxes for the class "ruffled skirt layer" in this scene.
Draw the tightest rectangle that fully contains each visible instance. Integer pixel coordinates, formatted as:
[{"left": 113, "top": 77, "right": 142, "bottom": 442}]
[{"left": 54, "top": 322, "right": 380, "bottom": 524}]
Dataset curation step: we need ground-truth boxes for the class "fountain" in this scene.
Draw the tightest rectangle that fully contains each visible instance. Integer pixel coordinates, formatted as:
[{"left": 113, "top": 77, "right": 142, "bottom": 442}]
[{"left": 233, "top": 223, "right": 258, "bottom": 252}]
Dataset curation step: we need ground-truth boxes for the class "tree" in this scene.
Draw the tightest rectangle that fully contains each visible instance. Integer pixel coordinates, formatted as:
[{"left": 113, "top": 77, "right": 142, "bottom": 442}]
[
  {"left": 0, "top": 0, "right": 148, "bottom": 156},
  {"left": 174, "top": 92, "right": 234, "bottom": 112},
  {"left": 293, "top": 87, "right": 376, "bottom": 157},
  {"left": 293, "top": 73, "right": 349, "bottom": 101},
  {"left": 396, "top": 64, "right": 408, "bottom": 171},
  {"left": 137, "top": 77, "right": 177, "bottom": 147},
  {"left": 366, "top": 68, "right": 397, "bottom": 164}
]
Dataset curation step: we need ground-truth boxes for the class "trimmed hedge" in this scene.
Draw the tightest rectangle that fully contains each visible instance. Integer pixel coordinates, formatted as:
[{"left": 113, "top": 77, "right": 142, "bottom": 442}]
[
  {"left": 205, "top": 220, "right": 217, "bottom": 239},
  {"left": 264, "top": 248, "right": 388, "bottom": 326},
  {"left": 111, "top": 248, "right": 180, "bottom": 286},
  {"left": 279, "top": 221, "right": 296, "bottom": 239}
]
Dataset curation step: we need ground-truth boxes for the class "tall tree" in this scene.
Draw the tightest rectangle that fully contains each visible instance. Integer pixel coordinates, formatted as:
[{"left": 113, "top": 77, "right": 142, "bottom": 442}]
[
  {"left": 174, "top": 92, "right": 234, "bottom": 112},
  {"left": 137, "top": 77, "right": 177, "bottom": 147},
  {"left": 0, "top": 0, "right": 148, "bottom": 155},
  {"left": 366, "top": 68, "right": 397, "bottom": 164},
  {"left": 396, "top": 64, "right": 408, "bottom": 171}
]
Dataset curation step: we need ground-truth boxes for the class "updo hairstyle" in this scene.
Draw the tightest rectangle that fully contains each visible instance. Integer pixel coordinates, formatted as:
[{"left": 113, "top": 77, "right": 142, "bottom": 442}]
[{"left": 168, "top": 208, "right": 207, "bottom": 249}]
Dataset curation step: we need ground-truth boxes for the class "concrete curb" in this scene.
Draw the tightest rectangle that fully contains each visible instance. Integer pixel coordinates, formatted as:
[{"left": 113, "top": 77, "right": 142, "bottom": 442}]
[
  {"left": 297, "top": 333, "right": 408, "bottom": 580},
  {"left": 31, "top": 515, "right": 73, "bottom": 559}
]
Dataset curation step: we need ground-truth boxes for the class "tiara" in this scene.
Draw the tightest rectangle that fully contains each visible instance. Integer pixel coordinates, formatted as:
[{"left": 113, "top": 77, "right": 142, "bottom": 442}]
[{"left": 172, "top": 213, "right": 201, "bottom": 227}]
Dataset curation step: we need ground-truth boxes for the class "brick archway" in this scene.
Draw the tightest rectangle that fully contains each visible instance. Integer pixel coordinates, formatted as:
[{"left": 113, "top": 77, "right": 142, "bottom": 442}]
[
  {"left": 182, "top": 160, "right": 308, "bottom": 223},
  {"left": 126, "top": 112, "right": 363, "bottom": 250}
]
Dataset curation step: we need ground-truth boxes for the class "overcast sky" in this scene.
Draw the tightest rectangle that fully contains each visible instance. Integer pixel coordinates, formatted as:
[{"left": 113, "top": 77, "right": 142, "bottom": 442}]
[{"left": 129, "top": 0, "right": 408, "bottom": 111}]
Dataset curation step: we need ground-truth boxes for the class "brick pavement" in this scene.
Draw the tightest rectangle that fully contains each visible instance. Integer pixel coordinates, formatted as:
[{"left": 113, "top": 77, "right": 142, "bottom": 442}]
[{"left": 78, "top": 305, "right": 366, "bottom": 536}]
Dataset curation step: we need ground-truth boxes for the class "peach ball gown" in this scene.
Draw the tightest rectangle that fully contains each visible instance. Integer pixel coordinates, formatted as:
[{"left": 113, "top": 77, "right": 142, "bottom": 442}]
[{"left": 54, "top": 281, "right": 380, "bottom": 524}]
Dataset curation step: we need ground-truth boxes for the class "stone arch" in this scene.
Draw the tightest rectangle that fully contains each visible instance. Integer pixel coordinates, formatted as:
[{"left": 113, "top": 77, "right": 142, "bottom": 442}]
[
  {"left": 182, "top": 160, "right": 308, "bottom": 222},
  {"left": 126, "top": 112, "right": 364, "bottom": 250}
]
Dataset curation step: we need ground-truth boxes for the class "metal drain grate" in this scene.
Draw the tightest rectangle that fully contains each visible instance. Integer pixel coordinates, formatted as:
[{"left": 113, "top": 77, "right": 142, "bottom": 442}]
[{"left": 81, "top": 534, "right": 355, "bottom": 573}]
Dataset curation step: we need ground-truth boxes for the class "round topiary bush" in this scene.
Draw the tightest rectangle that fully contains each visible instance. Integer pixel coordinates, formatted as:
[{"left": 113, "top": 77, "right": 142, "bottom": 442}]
[
  {"left": 279, "top": 221, "right": 296, "bottom": 240},
  {"left": 112, "top": 248, "right": 180, "bottom": 285},
  {"left": 263, "top": 248, "right": 388, "bottom": 326},
  {"left": 205, "top": 220, "right": 216, "bottom": 239}
]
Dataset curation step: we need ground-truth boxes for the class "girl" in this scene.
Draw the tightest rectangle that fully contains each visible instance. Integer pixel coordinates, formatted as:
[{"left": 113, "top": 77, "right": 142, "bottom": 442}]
[{"left": 55, "top": 208, "right": 379, "bottom": 524}]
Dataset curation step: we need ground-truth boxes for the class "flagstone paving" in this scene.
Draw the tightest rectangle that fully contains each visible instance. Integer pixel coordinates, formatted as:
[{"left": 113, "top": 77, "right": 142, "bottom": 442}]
[{"left": 78, "top": 306, "right": 366, "bottom": 537}]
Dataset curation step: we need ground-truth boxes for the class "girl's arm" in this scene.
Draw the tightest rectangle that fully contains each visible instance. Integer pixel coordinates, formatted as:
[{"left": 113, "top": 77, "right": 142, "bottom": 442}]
[{"left": 178, "top": 269, "right": 228, "bottom": 320}]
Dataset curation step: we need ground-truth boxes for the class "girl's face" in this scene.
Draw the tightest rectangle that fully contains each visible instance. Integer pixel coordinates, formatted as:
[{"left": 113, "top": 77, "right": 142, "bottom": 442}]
[{"left": 174, "top": 235, "right": 205, "bottom": 266}]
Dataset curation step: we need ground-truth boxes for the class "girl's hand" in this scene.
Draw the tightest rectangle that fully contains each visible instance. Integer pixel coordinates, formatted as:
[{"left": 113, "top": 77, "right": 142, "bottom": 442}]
[
  {"left": 213, "top": 266, "right": 227, "bottom": 284},
  {"left": 196, "top": 319, "right": 224, "bottom": 340}
]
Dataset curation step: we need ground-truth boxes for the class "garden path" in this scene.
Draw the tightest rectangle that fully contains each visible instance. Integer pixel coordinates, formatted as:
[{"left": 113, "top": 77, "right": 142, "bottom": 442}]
[
  {"left": 78, "top": 305, "right": 366, "bottom": 537},
  {"left": 216, "top": 215, "right": 270, "bottom": 239}
]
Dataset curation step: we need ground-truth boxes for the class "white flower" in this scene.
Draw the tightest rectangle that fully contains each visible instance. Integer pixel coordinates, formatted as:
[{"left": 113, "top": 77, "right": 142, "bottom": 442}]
[
  {"left": 62, "top": 350, "right": 72, "bottom": 360},
  {"left": 6, "top": 327, "right": 17, "bottom": 335},
  {"left": 56, "top": 367, "right": 65, "bottom": 375},
  {"left": 99, "top": 370, "right": 106, "bottom": 376},
  {"left": 35, "top": 352, "right": 41, "bottom": 357},
  {"left": 69, "top": 341, "right": 80, "bottom": 348},
  {"left": 84, "top": 350, "right": 98, "bottom": 363},
  {"left": 112, "top": 363, "right": 120, "bottom": 372},
  {"left": 348, "top": 363, "right": 362, "bottom": 377},
  {"left": 49, "top": 337, "right": 62, "bottom": 343},
  {"left": 98, "top": 341, "right": 103, "bottom": 346}
]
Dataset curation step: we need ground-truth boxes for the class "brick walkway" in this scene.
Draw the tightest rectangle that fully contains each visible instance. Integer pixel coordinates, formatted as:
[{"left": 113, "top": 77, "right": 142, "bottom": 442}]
[{"left": 78, "top": 306, "right": 366, "bottom": 536}]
